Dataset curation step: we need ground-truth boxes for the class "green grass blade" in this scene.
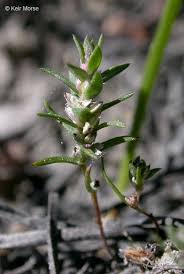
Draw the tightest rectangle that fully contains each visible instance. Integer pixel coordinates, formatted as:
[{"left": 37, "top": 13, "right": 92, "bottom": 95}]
[{"left": 117, "top": 0, "right": 182, "bottom": 191}]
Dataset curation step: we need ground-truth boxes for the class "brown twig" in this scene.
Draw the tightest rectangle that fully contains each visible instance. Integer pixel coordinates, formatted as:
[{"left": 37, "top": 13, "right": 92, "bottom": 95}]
[
  {"left": 91, "top": 191, "right": 113, "bottom": 259},
  {"left": 136, "top": 206, "right": 164, "bottom": 238}
]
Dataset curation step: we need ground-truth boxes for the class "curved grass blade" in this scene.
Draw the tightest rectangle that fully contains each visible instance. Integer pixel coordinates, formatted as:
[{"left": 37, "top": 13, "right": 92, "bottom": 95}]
[
  {"left": 72, "top": 35, "right": 85, "bottom": 63},
  {"left": 97, "top": 120, "right": 125, "bottom": 130},
  {"left": 102, "top": 63, "right": 130, "bottom": 83},
  {"left": 40, "top": 68, "right": 79, "bottom": 95},
  {"left": 32, "top": 156, "right": 83, "bottom": 167},
  {"left": 102, "top": 92, "right": 134, "bottom": 112},
  {"left": 96, "top": 136, "right": 137, "bottom": 151},
  {"left": 37, "top": 112, "right": 78, "bottom": 128}
]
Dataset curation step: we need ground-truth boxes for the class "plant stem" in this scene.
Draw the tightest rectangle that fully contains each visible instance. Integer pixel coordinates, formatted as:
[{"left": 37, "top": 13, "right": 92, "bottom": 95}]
[
  {"left": 117, "top": 0, "right": 182, "bottom": 191},
  {"left": 82, "top": 164, "right": 112, "bottom": 258},
  {"left": 91, "top": 191, "right": 113, "bottom": 259},
  {"left": 136, "top": 206, "right": 164, "bottom": 238}
]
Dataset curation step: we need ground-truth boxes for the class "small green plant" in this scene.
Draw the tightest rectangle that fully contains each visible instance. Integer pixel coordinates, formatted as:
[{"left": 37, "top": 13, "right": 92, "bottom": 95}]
[
  {"left": 117, "top": 0, "right": 182, "bottom": 191},
  {"left": 33, "top": 35, "right": 161, "bottom": 257},
  {"left": 102, "top": 156, "right": 162, "bottom": 236}
]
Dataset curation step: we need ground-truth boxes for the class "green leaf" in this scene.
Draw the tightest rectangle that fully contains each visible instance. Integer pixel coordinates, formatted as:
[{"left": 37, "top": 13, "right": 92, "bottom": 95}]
[
  {"left": 87, "top": 45, "right": 102, "bottom": 74},
  {"left": 32, "top": 156, "right": 83, "bottom": 167},
  {"left": 72, "top": 107, "right": 92, "bottom": 123},
  {"left": 135, "top": 166, "right": 144, "bottom": 191},
  {"left": 69, "top": 71, "right": 77, "bottom": 85},
  {"left": 97, "top": 120, "right": 125, "bottom": 130},
  {"left": 129, "top": 162, "right": 136, "bottom": 179},
  {"left": 101, "top": 158, "right": 126, "bottom": 203},
  {"left": 63, "top": 123, "right": 77, "bottom": 134},
  {"left": 82, "top": 71, "right": 103, "bottom": 99},
  {"left": 95, "top": 136, "right": 137, "bottom": 151},
  {"left": 72, "top": 35, "right": 85, "bottom": 63},
  {"left": 83, "top": 36, "right": 94, "bottom": 59},
  {"left": 102, "top": 92, "right": 134, "bottom": 112},
  {"left": 37, "top": 112, "right": 78, "bottom": 128},
  {"left": 98, "top": 34, "right": 103, "bottom": 48},
  {"left": 67, "top": 64, "right": 89, "bottom": 82},
  {"left": 101, "top": 63, "right": 130, "bottom": 82},
  {"left": 145, "top": 168, "right": 161, "bottom": 179},
  {"left": 44, "top": 100, "right": 56, "bottom": 113},
  {"left": 84, "top": 165, "right": 93, "bottom": 193},
  {"left": 80, "top": 146, "right": 100, "bottom": 160},
  {"left": 40, "top": 68, "right": 79, "bottom": 95}
]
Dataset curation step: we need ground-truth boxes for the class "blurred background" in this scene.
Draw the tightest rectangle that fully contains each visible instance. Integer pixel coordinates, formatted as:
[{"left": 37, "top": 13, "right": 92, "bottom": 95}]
[{"left": 0, "top": 0, "right": 184, "bottom": 272}]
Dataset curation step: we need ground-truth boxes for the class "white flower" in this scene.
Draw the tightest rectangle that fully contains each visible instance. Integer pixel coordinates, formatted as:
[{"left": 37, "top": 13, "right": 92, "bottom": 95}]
[
  {"left": 64, "top": 93, "right": 91, "bottom": 108},
  {"left": 64, "top": 93, "right": 92, "bottom": 123},
  {"left": 65, "top": 105, "right": 76, "bottom": 122}
]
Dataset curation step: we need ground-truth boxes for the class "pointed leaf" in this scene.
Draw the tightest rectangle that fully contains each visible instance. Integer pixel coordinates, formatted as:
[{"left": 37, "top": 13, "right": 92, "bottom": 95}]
[
  {"left": 87, "top": 45, "right": 102, "bottom": 74},
  {"left": 98, "top": 34, "right": 103, "bottom": 48},
  {"left": 83, "top": 36, "right": 94, "bottom": 59},
  {"left": 102, "top": 92, "right": 134, "bottom": 112},
  {"left": 44, "top": 100, "right": 56, "bottom": 113},
  {"left": 145, "top": 168, "right": 161, "bottom": 179},
  {"left": 69, "top": 71, "right": 77, "bottom": 85},
  {"left": 72, "top": 107, "right": 91, "bottom": 123},
  {"left": 72, "top": 35, "right": 85, "bottom": 63},
  {"left": 37, "top": 112, "right": 78, "bottom": 128},
  {"left": 97, "top": 120, "right": 125, "bottom": 130},
  {"left": 95, "top": 136, "right": 137, "bottom": 151},
  {"left": 129, "top": 162, "right": 136, "bottom": 180},
  {"left": 40, "top": 68, "right": 79, "bottom": 95},
  {"left": 32, "top": 156, "right": 83, "bottom": 167},
  {"left": 135, "top": 166, "right": 144, "bottom": 191},
  {"left": 63, "top": 123, "right": 77, "bottom": 134},
  {"left": 82, "top": 72, "right": 103, "bottom": 99},
  {"left": 102, "top": 63, "right": 130, "bottom": 82},
  {"left": 101, "top": 158, "right": 126, "bottom": 203},
  {"left": 67, "top": 64, "right": 89, "bottom": 82}
]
